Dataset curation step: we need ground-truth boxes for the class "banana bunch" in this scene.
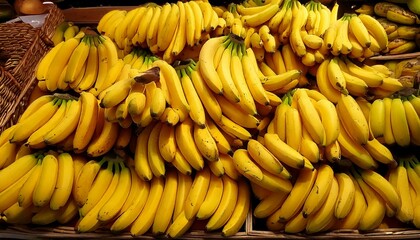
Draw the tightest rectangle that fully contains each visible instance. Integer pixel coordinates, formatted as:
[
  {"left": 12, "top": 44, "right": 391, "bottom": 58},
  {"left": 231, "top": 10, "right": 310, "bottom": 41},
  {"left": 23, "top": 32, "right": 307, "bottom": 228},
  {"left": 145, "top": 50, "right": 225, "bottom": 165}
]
[
  {"left": 236, "top": 0, "right": 281, "bottom": 28},
  {"left": 264, "top": 89, "right": 339, "bottom": 165},
  {"left": 368, "top": 95, "right": 420, "bottom": 147},
  {"left": 323, "top": 13, "right": 388, "bottom": 58},
  {"left": 337, "top": 94, "right": 398, "bottom": 169},
  {"left": 261, "top": 164, "right": 402, "bottom": 233},
  {"left": 0, "top": 150, "right": 79, "bottom": 225},
  {"left": 385, "top": 57, "right": 420, "bottom": 87},
  {"left": 51, "top": 21, "right": 81, "bottom": 46},
  {"left": 387, "top": 25, "right": 420, "bottom": 55},
  {"left": 36, "top": 32, "right": 119, "bottom": 93},
  {"left": 75, "top": 155, "right": 132, "bottom": 233},
  {"left": 288, "top": 0, "right": 331, "bottom": 66},
  {"left": 1, "top": 92, "right": 125, "bottom": 157},
  {"left": 403, "top": 156, "right": 420, "bottom": 228},
  {"left": 97, "top": 1, "right": 220, "bottom": 63},
  {"left": 374, "top": 2, "right": 420, "bottom": 26},
  {"left": 316, "top": 57, "right": 404, "bottom": 102},
  {"left": 384, "top": 156, "right": 420, "bottom": 225},
  {"left": 232, "top": 142, "right": 293, "bottom": 193}
]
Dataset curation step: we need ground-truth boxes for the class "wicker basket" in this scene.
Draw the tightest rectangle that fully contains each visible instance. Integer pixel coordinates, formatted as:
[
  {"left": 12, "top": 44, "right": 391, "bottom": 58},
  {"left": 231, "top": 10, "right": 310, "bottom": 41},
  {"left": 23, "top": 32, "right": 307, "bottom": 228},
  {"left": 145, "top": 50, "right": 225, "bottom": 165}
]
[
  {"left": 39, "top": 4, "right": 66, "bottom": 46},
  {"left": 0, "top": 5, "right": 62, "bottom": 132}
]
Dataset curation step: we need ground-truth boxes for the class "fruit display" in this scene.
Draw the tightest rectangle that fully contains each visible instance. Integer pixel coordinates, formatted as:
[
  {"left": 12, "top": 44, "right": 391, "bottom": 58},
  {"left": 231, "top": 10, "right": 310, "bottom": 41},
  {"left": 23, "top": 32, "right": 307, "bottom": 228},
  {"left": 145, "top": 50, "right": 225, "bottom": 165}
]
[{"left": 0, "top": 0, "right": 420, "bottom": 238}]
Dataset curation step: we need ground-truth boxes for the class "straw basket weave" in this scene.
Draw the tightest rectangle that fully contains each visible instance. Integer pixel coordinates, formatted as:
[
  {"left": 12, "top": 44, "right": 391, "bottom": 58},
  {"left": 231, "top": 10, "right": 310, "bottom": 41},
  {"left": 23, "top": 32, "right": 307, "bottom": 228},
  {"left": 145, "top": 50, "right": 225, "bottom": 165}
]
[{"left": 0, "top": 5, "right": 63, "bottom": 133}]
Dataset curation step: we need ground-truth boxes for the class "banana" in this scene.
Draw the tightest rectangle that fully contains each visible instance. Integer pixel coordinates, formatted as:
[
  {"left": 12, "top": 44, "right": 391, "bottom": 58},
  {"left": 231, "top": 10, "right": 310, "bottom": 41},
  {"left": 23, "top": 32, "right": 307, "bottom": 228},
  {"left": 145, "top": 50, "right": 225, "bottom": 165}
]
[
  {"left": 269, "top": 168, "right": 317, "bottom": 223},
  {"left": 395, "top": 160, "right": 414, "bottom": 223},
  {"left": 349, "top": 14, "right": 371, "bottom": 48},
  {"left": 79, "top": 160, "right": 114, "bottom": 217},
  {"left": 283, "top": 106, "right": 301, "bottom": 151},
  {"left": 302, "top": 164, "right": 334, "bottom": 218},
  {"left": 254, "top": 190, "right": 288, "bottom": 219},
  {"left": 299, "top": 129, "right": 321, "bottom": 164},
  {"left": 196, "top": 172, "right": 223, "bottom": 220},
  {"left": 315, "top": 98, "right": 340, "bottom": 146},
  {"left": 216, "top": 115, "right": 252, "bottom": 141},
  {"left": 152, "top": 60, "right": 190, "bottom": 121},
  {"left": 219, "top": 154, "right": 240, "bottom": 181},
  {"left": 358, "top": 14, "right": 388, "bottom": 50},
  {"left": 184, "top": 166, "right": 211, "bottom": 220},
  {"left": 369, "top": 99, "right": 385, "bottom": 138},
  {"left": 25, "top": 99, "right": 66, "bottom": 148},
  {"left": 316, "top": 59, "right": 341, "bottom": 104},
  {"left": 179, "top": 67, "right": 206, "bottom": 128},
  {"left": 42, "top": 98, "right": 81, "bottom": 145},
  {"left": 49, "top": 153, "right": 74, "bottom": 210},
  {"left": 97, "top": 162, "right": 131, "bottom": 222},
  {"left": 157, "top": 123, "right": 176, "bottom": 163},
  {"left": 193, "top": 122, "right": 219, "bottom": 162},
  {"left": 383, "top": 97, "right": 396, "bottom": 145},
  {"left": 390, "top": 97, "right": 410, "bottom": 147},
  {"left": 263, "top": 133, "right": 306, "bottom": 169},
  {"left": 134, "top": 124, "right": 154, "bottom": 181},
  {"left": 31, "top": 204, "right": 60, "bottom": 225},
  {"left": 232, "top": 149, "right": 263, "bottom": 182},
  {"left": 17, "top": 158, "right": 42, "bottom": 208},
  {"left": 129, "top": 175, "right": 164, "bottom": 236},
  {"left": 206, "top": 175, "right": 238, "bottom": 231},
  {"left": 171, "top": 147, "right": 193, "bottom": 176},
  {"left": 175, "top": 117, "right": 205, "bottom": 171},
  {"left": 206, "top": 118, "right": 233, "bottom": 155},
  {"left": 45, "top": 31, "right": 85, "bottom": 91},
  {"left": 110, "top": 168, "right": 150, "bottom": 232},
  {"left": 77, "top": 163, "right": 120, "bottom": 233},
  {"left": 242, "top": 50, "right": 270, "bottom": 106},
  {"left": 222, "top": 178, "right": 250, "bottom": 237},
  {"left": 188, "top": 62, "right": 223, "bottom": 122},
  {"left": 65, "top": 36, "right": 90, "bottom": 84},
  {"left": 337, "top": 123, "right": 377, "bottom": 170},
  {"left": 335, "top": 172, "right": 355, "bottom": 219},
  {"left": 327, "top": 57, "right": 347, "bottom": 94},
  {"left": 148, "top": 122, "right": 166, "bottom": 178},
  {"left": 354, "top": 169, "right": 386, "bottom": 231},
  {"left": 403, "top": 98, "right": 420, "bottom": 145},
  {"left": 32, "top": 154, "right": 58, "bottom": 207},
  {"left": 296, "top": 89, "right": 326, "bottom": 146},
  {"left": 36, "top": 41, "right": 66, "bottom": 81},
  {"left": 364, "top": 138, "right": 396, "bottom": 166},
  {"left": 289, "top": 1, "right": 308, "bottom": 57},
  {"left": 72, "top": 92, "right": 98, "bottom": 151},
  {"left": 247, "top": 139, "right": 283, "bottom": 175},
  {"left": 242, "top": 3, "right": 280, "bottom": 28},
  {"left": 86, "top": 120, "right": 119, "bottom": 157},
  {"left": 358, "top": 168, "right": 401, "bottom": 213},
  {"left": 344, "top": 58, "right": 383, "bottom": 87},
  {"left": 63, "top": 25, "right": 79, "bottom": 41},
  {"left": 151, "top": 169, "right": 178, "bottom": 235},
  {"left": 336, "top": 94, "right": 369, "bottom": 145},
  {"left": 336, "top": 172, "right": 366, "bottom": 229},
  {"left": 73, "top": 159, "right": 103, "bottom": 206},
  {"left": 9, "top": 99, "right": 60, "bottom": 143},
  {"left": 306, "top": 175, "right": 338, "bottom": 234},
  {"left": 216, "top": 94, "right": 260, "bottom": 129},
  {"left": 99, "top": 78, "right": 136, "bottom": 108},
  {"left": 166, "top": 210, "right": 194, "bottom": 238},
  {"left": 0, "top": 153, "right": 39, "bottom": 194}
]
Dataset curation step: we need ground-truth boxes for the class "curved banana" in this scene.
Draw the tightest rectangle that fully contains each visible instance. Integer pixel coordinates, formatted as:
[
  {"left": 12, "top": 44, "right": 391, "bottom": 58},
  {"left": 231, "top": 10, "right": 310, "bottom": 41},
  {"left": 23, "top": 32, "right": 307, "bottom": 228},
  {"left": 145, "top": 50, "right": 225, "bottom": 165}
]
[
  {"left": 222, "top": 178, "right": 251, "bottom": 237},
  {"left": 335, "top": 172, "right": 355, "bottom": 219},
  {"left": 302, "top": 164, "right": 334, "bottom": 218},
  {"left": 184, "top": 167, "right": 211, "bottom": 220},
  {"left": 305, "top": 175, "right": 338, "bottom": 234},
  {"left": 390, "top": 98, "right": 410, "bottom": 147},
  {"left": 50, "top": 153, "right": 74, "bottom": 210},
  {"left": 33, "top": 154, "right": 59, "bottom": 207},
  {"left": 269, "top": 168, "right": 317, "bottom": 223},
  {"left": 86, "top": 120, "right": 119, "bottom": 157},
  {"left": 196, "top": 172, "right": 223, "bottom": 220}
]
